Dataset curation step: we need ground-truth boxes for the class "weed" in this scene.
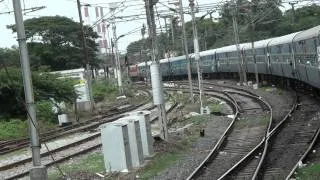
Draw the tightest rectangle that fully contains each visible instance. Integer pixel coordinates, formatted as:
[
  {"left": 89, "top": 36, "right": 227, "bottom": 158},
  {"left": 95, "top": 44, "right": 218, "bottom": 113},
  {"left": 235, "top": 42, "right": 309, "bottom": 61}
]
[
  {"left": 138, "top": 151, "right": 183, "bottom": 179},
  {"left": 209, "top": 103, "right": 222, "bottom": 113},
  {"left": 0, "top": 119, "right": 28, "bottom": 140},
  {"left": 296, "top": 163, "right": 320, "bottom": 180},
  {"left": 49, "top": 153, "right": 105, "bottom": 180},
  {"left": 92, "top": 80, "right": 117, "bottom": 102}
]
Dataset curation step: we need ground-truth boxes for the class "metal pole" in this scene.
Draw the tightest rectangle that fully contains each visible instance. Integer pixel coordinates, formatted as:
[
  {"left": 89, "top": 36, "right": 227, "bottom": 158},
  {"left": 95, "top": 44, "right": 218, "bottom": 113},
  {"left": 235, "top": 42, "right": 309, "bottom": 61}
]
[
  {"left": 170, "top": 16, "right": 175, "bottom": 47},
  {"left": 77, "top": 0, "right": 94, "bottom": 111},
  {"left": 179, "top": 0, "right": 194, "bottom": 103},
  {"left": 145, "top": 0, "right": 168, "bottom": 140},
  {"left": 189, "top": 0, "right": 204, "bottom": 111},
  {"left": 289, "top": 2, "right": 297, "bottom": 24},
  {"left": 110, "top": 8, "right": 123, "bottom": 93},
  {"left": 231, "top": 2, "right": 244, "bottom": 85},
  {"left": 12, "top": 0, "right": 47, "bottom": 179},
  {"left": 251, "top": 23, "right": 259, "bottom": 87}
]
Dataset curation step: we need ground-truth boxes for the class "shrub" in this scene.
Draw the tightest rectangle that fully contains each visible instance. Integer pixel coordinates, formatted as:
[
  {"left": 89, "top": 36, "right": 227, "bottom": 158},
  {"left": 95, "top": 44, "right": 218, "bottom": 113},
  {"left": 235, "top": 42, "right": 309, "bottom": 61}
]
[
  {"left": 37, "top": 100, "right": 57, "bottom": 123},
  {"left": 0, "top": 68, "right": 77, "bottom": 118},
  {"left": 92, "top": 80, "right": 117, "bottom": 102},
  {"left": 0, "top": 119, "right": 28, "bottom": 140}
]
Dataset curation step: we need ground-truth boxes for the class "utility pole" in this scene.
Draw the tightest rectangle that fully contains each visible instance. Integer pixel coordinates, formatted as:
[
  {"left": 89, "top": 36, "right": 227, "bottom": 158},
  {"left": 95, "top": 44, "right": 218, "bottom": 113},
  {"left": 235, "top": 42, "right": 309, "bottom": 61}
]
[
  {"left": 189, "top": 0, "right": 204, "bottom": 112},
  {"left": 179, "top": 0, "right": 194, "bottom": 103},
  {"left": 289, "top": 1, "right": 298, "bottom": 24},
  {"left": 250, "top": 2, "right": 259, "bottom": 87},
  {"left": 145, "top": 0, "right": 168, "bottom": 140},
  {"left": 12, "top": 0, "right": 47, "bottom": 179},
  {"left": 231, "top": 1, "right": 245, "bottom": 85},
  {"left": 251, "top": 24, "right": 259, "bottom": 87},
  {"left": 110, "top": 4, "right": 123, "bottom": 93},
  {"left": 77, "top": 0, "right": 94, "bottom": 111},
  {"left": 141, "top": 24, "right": 149, "bottom": 85},
  {"left": 170, "top": 16, "right": 175, "bottom": 47}
]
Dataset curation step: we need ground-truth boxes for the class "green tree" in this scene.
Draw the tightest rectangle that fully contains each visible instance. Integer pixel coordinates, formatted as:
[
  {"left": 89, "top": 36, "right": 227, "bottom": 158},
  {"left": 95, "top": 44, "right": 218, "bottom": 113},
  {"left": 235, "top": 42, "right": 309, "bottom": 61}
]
[
  {"left": 275, "top": 5, "right": 320, "bottom": 36},
  {"left": 8, "top": 16, "right": 101, "bottom": 71},
  {"left": 0, "top": 68, "right": 77, "bottom": 119},
  {"left": 0, "top": 47, "right": 20, "bottom": 68}
]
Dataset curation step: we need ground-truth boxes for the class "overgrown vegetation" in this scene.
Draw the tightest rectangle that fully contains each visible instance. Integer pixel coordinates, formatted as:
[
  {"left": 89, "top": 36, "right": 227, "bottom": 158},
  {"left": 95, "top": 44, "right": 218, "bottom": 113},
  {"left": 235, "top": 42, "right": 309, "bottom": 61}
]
[
  {"left": 49, "top": 153, "right": 105, "bottom": 180},
  {"left": 0, "top": 68, "right": 77, "bottom": 119},
  {"left": 168, "top": 91, "right": 190, "bottom": 104},
  {"left": 0, "top": 119, "right": 28, "bottom": 140},
  {"left": 137, "top": 150, "right": 184, "bottom": 179},
  {"left": 296, "top": 163, "right": 320, "bottom": 180},
  {"left": 92, "top": 80, "right": 117, "bottom": 102},
  {"left": 209, "top": 102, "right": 222, "bottom": 114}
]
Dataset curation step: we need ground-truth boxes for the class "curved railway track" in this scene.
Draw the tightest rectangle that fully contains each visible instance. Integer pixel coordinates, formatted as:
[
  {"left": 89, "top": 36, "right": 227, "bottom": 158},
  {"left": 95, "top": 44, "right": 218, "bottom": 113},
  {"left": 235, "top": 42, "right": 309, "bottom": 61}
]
[
  {"left": 185, "top": 87, "right": 272, "bottom": 180},
  {"left": 178, "top": 80, "right": 320, "bottom": 180}
]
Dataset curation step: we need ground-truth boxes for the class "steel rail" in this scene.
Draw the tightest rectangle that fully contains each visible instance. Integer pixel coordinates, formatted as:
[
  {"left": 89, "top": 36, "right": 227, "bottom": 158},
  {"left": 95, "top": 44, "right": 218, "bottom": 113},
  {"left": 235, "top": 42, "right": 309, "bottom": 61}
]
[
  {"left": 251, "top": 94, "right": 298, "bottom": 180},
  {"left": 175, "top": 82, "right": 273, "bottom": 180},
  {"left": 186, "top": 91, "right": 240, "bottom": 180},
  {"left": 285, "top": 127, "right": 320, "bottom": 180}
]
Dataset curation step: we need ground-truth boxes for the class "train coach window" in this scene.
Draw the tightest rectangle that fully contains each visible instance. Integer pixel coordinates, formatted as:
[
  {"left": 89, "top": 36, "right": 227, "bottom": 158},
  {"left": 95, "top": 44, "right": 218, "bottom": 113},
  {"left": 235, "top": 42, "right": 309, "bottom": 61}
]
[
  {"left": 255, "top": 48, "right": 264, "bottom": 55},
  {"left": 282, "top": 44, "right": 290, "bottom": 53},
  {"left": 305, "top": 39, "right": 316, "bottom": 53}
]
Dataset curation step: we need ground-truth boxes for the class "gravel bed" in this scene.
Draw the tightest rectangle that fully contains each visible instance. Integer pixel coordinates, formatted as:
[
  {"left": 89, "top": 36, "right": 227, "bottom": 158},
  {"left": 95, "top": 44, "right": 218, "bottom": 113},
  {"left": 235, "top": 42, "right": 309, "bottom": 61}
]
[
  {"left": 152, "top": 115, "right": 233, "bottom": 180},
  {"left": 2, "top": 136, "right": 101, "bottom": 179}
]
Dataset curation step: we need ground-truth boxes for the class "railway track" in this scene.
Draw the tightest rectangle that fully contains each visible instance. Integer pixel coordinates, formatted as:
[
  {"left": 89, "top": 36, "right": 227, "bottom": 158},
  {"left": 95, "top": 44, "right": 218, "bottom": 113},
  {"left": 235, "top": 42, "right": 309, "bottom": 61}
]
[
  {"left": 1, "top": 100, "right": 178, "bottom": 179},
  {"left": 185, "top": 88, "right": 271, "bottom": 179},
  {"left": 180, "top": 81, "right": 320, "bottom": 179},
  {"left": 165, "top": 81, "right": 274, "bottom": 180},
  {"left": 255, "top": 94, "right": 320, "bottom": 180},
  {"left": 0, "top": 101, "right": 154, "bottom": 155}
]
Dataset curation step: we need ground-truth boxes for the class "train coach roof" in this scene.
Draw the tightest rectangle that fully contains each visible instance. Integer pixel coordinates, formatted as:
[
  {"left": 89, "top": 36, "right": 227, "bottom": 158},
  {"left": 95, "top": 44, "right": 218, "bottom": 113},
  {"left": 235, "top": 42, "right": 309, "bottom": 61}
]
[
  {"left": 293, "top": 25, "right": 320, "bottom": 42},
  {"left": 253, "top": 38, "right": 274, "bottom": 49},
  {"left": 240, "top": 43, "right": 252, "bottom": 50},
  {"left": 268, "top": 32, "right": 300, "bottom": 46},
  {"left": 216, "top": 45, "right": 237, "bottom": 53},
  {"left": 200, "top": 49, "right": 216, "bottom": 56}
]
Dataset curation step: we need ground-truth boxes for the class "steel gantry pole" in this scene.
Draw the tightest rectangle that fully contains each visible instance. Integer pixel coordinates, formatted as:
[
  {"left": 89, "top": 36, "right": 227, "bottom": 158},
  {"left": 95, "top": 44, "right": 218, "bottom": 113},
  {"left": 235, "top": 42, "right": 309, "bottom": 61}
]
[
  {"left": 12, "top": 0, "right": 47, "bottom": 179},
  {"left": 179, "top": 0, "right": 194, "bottom": 103},
  {"left": 77, "top": 0, "right": 94, "bottom": 111},
  {"left": 231, "top": 1, "right": 245, "bottom": 85},
  {"left": 145, "top": 0, "right": 168, "bottom": 140},
  {"left": 110, "top": 4, "right": 123, "bottom": 94},
  {"left": 189, "top": 0, "right": 204, "bottom": 112}
]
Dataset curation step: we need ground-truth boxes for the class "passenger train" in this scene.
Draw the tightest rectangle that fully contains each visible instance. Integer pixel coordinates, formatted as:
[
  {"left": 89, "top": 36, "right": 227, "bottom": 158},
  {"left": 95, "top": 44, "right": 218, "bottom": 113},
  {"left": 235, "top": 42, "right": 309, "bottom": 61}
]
[{"left": 129, "top": 25, "right": 320, "bottom": 89}]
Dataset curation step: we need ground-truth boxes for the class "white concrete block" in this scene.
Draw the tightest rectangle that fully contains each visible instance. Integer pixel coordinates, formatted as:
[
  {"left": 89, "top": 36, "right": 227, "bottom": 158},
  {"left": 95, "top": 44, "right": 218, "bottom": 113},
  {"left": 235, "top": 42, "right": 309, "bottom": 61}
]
[
  {"left": 100, "top": 122, "right": 132, "bottom": 172},
  {"left": 117, "top": 117, "right": 144, "bottom": 168}
]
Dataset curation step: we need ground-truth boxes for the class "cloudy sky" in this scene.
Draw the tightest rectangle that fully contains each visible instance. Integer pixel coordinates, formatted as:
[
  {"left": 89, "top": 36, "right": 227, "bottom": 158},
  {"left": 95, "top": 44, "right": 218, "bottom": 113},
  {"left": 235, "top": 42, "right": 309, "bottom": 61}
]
[{"left": 0, "top": 0, "right": 300, "bottom": 52}]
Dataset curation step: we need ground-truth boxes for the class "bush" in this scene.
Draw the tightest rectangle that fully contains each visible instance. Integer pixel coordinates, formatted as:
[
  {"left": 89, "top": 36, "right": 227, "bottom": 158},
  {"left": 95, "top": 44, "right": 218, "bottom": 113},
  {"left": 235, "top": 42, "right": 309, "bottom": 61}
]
[
  {"left": 92, "top": 80, "right": 117, "bottom": 102},
  {"left": 0, "top": 119, "right": 28, "bottom": 140},
  {"left": 0, "top": 68, "right": 77, "bottom": 118},
  {"left": 37, "top": 100, "right": 57, "bottom": 123}
]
